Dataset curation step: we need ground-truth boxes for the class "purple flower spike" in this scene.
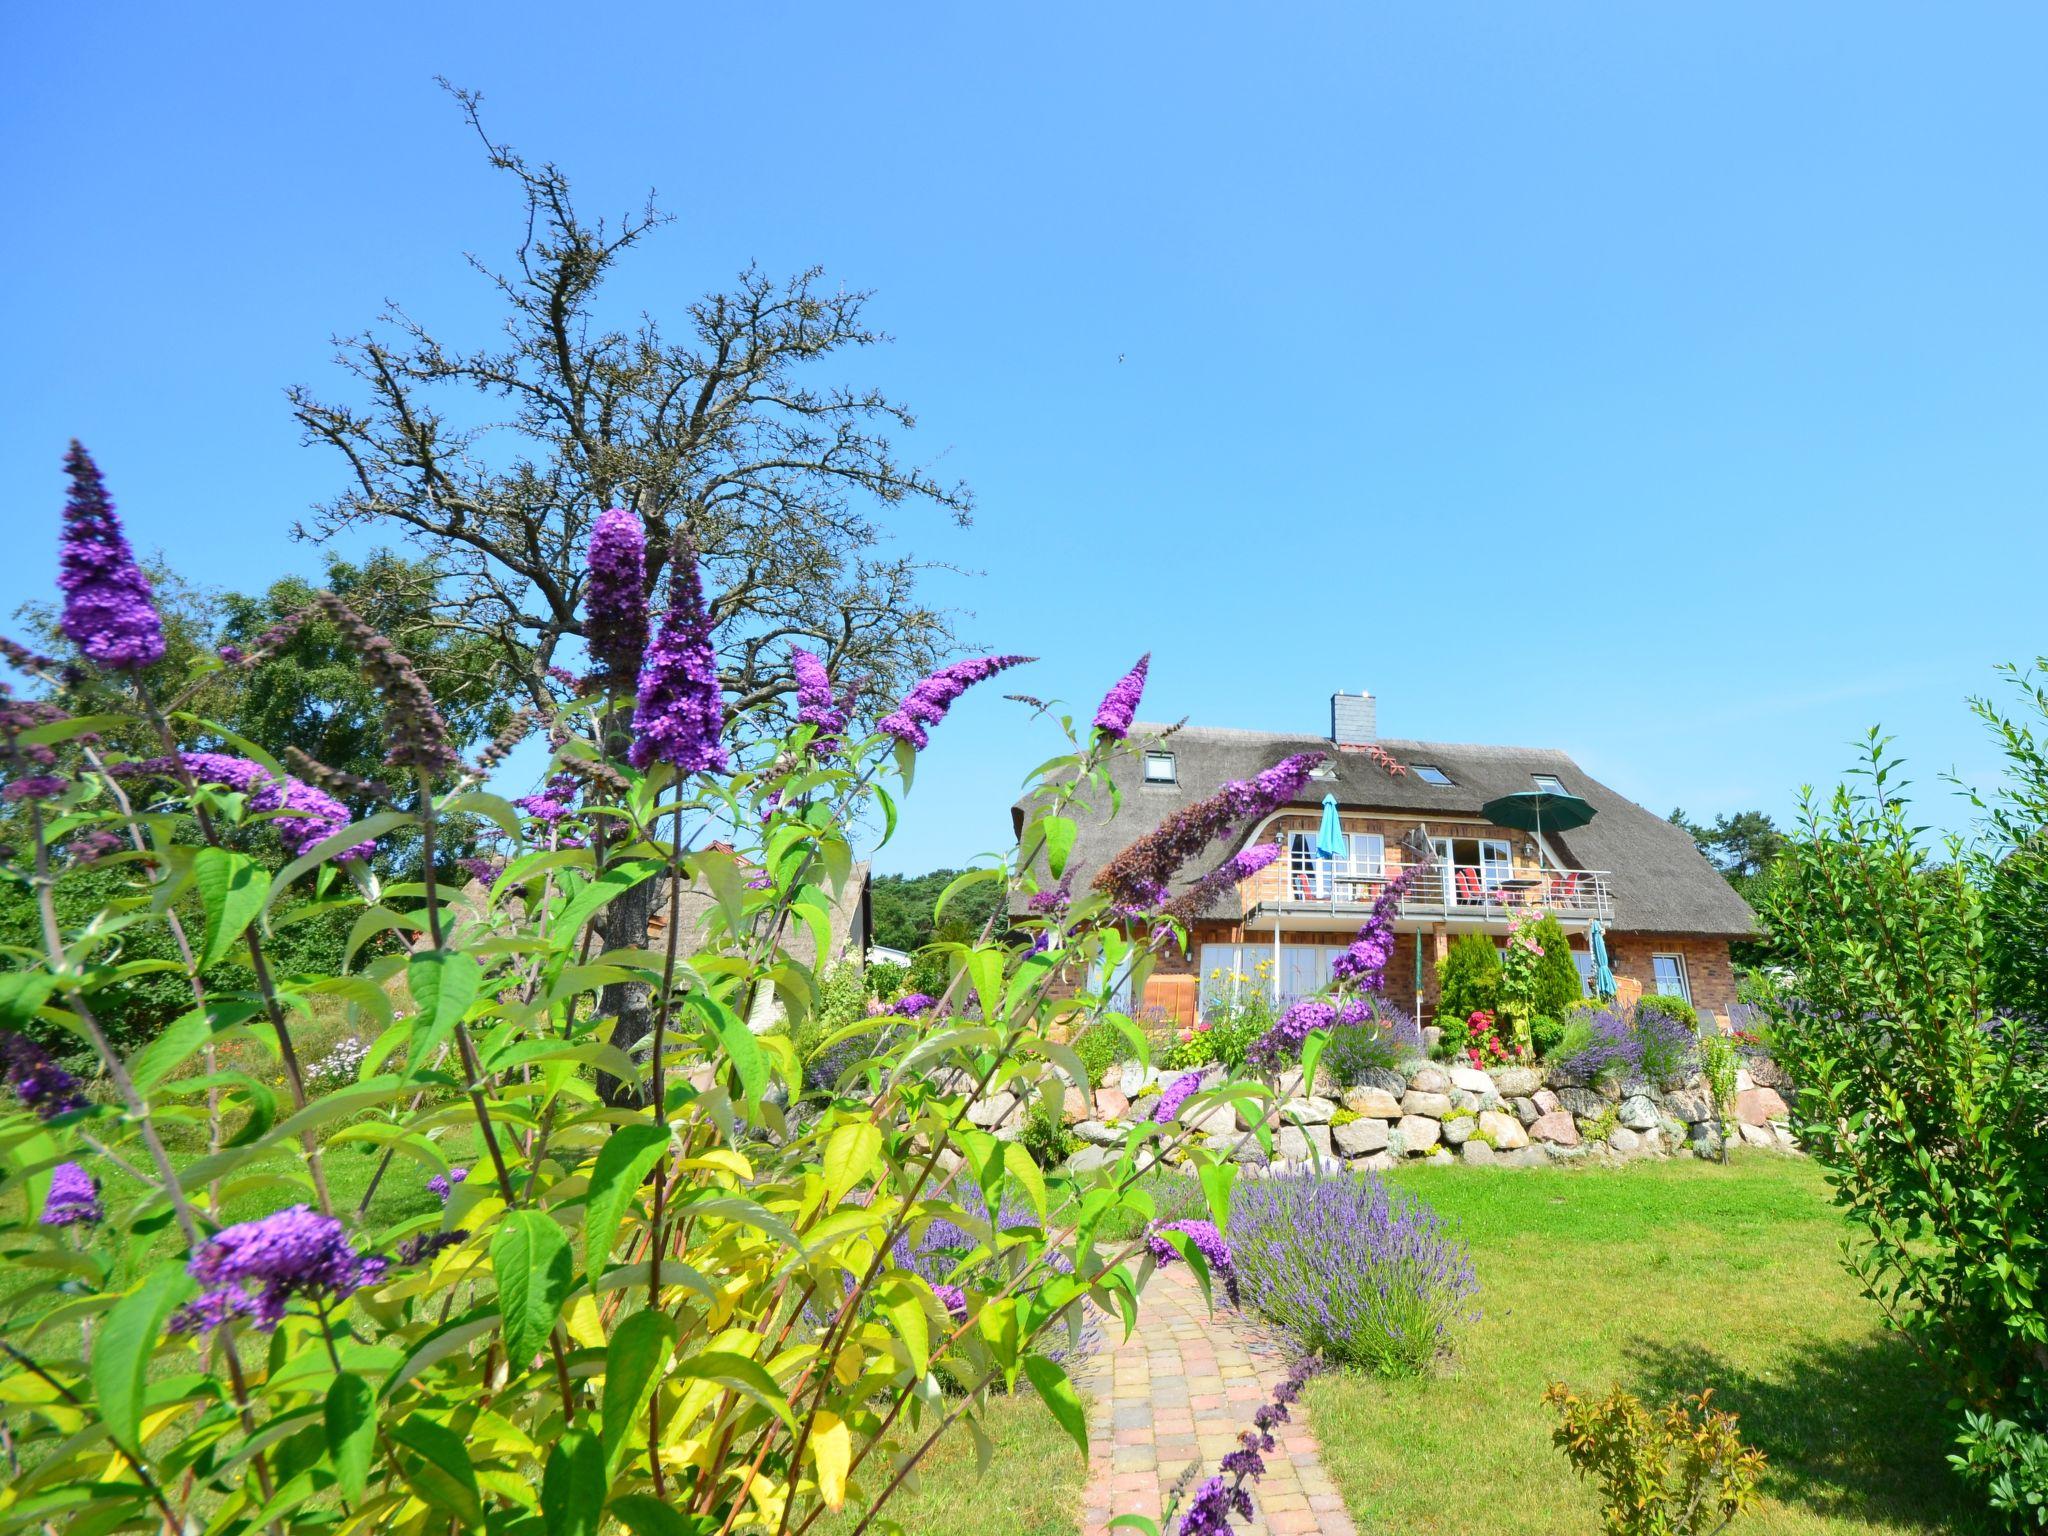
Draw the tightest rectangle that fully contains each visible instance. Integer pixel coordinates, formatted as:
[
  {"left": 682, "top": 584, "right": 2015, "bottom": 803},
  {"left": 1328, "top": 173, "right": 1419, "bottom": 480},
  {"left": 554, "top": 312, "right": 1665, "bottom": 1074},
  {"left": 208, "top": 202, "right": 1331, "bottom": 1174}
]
[
  {"left": 121, "top": 752, "right": 373, "bottom": 862},
  {"left": 1151, "top": 1070, "right": 1207, "bottom": 1124},
  {"left": 1096, "top": 752, "right": 1324, "bottom": 910},
  {"left": 1145, "top": 1217, "right": 1240, "bottom": 1307},
  {"left": 877, "top": 655, "right": 1034, "bottom": 750},
  {"left": 791, "top": 647, "right": 848, "bottom": 751},
  {"left": 1, "top": 1033, "right": 88, "bottom": 1120},
  {"left": 1330, "top": 861, "right": 1428, "bottom": 987},
  {"left": 890, "top": 992, "right": 937, "bottom": 1017},
  {"left": 40, "top": 1162, "right": 102, "bottom": 1227},
  {"left": 427, "top": 1166, "right": 468, "bottom": 1203},
  {"left": 585, "top": 509, "right": 649, "bottom": 684},
  {"left": 57, "top": 443, "right": 164, "bottom": 673},
  {"left": 1093, "top": 653, "right": 1150, "bottom": 740},
  {"left": 627, "top": 544, "right": 729, "bottom": 774},
  {"left": 172, "top": 1205, "right": 387, "bottom": 1334}
]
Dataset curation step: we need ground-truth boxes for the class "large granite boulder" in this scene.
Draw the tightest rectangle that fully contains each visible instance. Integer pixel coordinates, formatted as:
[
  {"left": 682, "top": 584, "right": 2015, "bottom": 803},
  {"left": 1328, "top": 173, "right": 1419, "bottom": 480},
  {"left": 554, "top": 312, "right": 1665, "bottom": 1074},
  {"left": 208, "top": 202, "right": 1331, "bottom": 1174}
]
[
  {"left": 1512, "top": 1096, "right": 1539, "bottom": 1126},
  {"left": 1530, "top": 1111, "right": 1581, "bottom": 1147},
  {"left": 1663, "top": 1089, "right": 1712, "bottom": 1124},
  {"left": 1394, "top": 1115, "right": 1442, "bottom": 1154},
  {"left": 1478, "top": 1110, "right": 1529, "bottom": 1150},
  {"left": 1491, "top": 1066, "right": 1542, "bottom": 1097},
  {"left": 1407, "top": 1065, "right": 1452, "bottom": 1095},
  {"left": 966, "top": 1091, "right": 1018, "bottom": 1128},
  {"left": 1608, "top": 1126, "right": 1642, "bottom": 1156},
  {"left": 1342, "top": 1086, "right": 1404, "bottom": 1119},
  {"left": 1556, "top": 1086, "right": 1607, "bottom": 1119},
  {"left": 1462, "top": 1140, "right": 1497, "bottom": 1166},
  {"left": 1333, "top": 1117, "right": 1390, "bottom": 1157},
  {"left": 1447, "top": 1065, "right": 1495, "bottom": 1096},
  {"left": 1283, "top": 1096, "right": 1336, "bottom": 1125},
  {"left": 1440, "top": 1114, "right": 1475, "bottom": 1147},
  {"left": 1401, "top": 1090, "right": 1454, "bottom": 1118},
  {"left": 1618, "top": 1095, "right": 1661, "bottom": 1132},
  {"left": 1736, "top": 1086, "right": 1790, "bottom": 1126},
  {"left": 1071, "top": 1120, "right": 1124, "bottom": 1147}
]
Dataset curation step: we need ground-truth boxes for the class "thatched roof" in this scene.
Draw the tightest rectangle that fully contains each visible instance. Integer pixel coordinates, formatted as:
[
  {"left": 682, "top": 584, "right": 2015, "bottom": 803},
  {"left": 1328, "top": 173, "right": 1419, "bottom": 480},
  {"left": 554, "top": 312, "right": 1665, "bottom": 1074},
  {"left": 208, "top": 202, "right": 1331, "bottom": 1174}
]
[{"left": 1009, "top": 726, "right": 1756, "bottom": 938}]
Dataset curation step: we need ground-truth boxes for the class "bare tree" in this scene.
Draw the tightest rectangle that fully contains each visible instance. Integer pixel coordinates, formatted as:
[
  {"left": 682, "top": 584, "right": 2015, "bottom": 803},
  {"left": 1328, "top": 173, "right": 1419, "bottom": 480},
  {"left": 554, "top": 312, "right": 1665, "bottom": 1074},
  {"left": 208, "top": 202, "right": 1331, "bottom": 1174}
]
[{"left": 290, "top": 82, "right": 973, "bottom": 726}]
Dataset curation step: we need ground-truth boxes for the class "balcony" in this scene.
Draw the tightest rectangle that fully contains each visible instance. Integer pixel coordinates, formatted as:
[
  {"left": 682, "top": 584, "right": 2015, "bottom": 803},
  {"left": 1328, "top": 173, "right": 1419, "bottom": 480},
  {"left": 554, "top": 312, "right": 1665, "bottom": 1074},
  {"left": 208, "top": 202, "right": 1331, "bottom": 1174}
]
[{"left": 1237, "top": 858, "right": 1615, "bottom": 926}]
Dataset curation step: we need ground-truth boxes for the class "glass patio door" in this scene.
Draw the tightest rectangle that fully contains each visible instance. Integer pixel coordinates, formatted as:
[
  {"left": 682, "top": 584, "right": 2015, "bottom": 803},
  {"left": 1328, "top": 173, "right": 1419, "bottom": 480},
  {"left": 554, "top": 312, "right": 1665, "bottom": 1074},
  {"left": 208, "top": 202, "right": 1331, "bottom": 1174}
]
[{"left": 1479, "top": 838, "right": 1513, "bottom": 892}]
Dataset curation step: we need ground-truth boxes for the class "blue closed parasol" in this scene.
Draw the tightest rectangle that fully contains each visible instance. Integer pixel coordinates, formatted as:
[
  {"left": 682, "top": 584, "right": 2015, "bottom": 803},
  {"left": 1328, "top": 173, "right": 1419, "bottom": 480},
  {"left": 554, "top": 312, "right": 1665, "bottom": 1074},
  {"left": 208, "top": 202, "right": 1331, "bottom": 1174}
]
[
  {"left": 1314, "top": 792, "right": 1346, "bottom": 862},
  {"left": 1588, "top": 918, "right": 1617, "bottom": 999}
]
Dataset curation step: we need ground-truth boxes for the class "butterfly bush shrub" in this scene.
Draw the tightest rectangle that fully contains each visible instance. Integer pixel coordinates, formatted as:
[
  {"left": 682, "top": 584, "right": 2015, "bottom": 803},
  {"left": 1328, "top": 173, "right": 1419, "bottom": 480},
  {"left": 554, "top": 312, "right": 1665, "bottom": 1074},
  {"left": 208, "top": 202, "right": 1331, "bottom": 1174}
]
[{"left": 0, "top": 445, "right": 1279, "bottom": 1536}]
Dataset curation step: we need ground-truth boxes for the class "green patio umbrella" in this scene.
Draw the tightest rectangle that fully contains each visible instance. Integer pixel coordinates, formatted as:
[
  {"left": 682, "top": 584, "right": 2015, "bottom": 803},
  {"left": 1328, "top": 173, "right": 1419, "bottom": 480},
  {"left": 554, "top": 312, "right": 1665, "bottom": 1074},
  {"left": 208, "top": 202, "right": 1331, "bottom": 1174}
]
[
  {"left": 1588, "top": 918, "right": 1618, "bottom": 999},
  {"left": 1314, "top": 792, "right": 1346, "bottom": 861},
  {"left": 1479, "top": 789, "right": 1596, "bottom": 863}
]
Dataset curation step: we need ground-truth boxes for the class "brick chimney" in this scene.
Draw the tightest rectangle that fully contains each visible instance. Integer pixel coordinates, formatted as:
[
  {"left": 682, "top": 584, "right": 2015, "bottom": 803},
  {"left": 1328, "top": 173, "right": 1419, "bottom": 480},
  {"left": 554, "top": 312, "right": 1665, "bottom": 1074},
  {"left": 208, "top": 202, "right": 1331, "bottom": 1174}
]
[{"left": 1330, "top": 689, "right": 1376, "bottom": 747}]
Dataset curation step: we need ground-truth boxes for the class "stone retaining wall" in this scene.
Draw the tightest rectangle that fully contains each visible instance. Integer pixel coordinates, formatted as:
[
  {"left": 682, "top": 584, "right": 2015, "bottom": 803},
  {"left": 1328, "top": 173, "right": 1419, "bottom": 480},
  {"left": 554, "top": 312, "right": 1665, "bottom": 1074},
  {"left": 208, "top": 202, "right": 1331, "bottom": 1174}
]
[{"left": 1062, "top": 1055, "right": 1797, "bottom": 1174}]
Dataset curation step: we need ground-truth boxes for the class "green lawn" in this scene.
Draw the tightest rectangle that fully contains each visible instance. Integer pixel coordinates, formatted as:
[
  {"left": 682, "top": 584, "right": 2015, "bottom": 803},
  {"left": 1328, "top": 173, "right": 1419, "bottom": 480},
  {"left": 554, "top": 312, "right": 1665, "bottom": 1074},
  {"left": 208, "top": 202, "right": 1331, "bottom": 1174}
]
[
  {"left": 819, "top": 1391, "right": 1085, "bottom": 1536},
  {"left": 1308, "top": 1154, "right": 1980, "bottom": 1535}
]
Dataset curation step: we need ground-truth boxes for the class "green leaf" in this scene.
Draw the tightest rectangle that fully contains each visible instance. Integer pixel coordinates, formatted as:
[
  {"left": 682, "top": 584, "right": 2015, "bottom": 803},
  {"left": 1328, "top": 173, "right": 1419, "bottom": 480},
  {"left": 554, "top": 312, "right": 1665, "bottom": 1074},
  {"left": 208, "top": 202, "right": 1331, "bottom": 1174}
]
[
  {"left": 1198, "top": 1160, "right": 1237, "bottom": 1233},
  {"left": 671, "top": 1351, "right": 798, "bottom": 1432},
  {"left": 583, "top": 1124, "right": 669, "bottom": 1281},
  {"left": 390, "top": 1413, "right": 483, "bottom": 1526},
  {"left": 1041, "top": 816, "right": 1078, "bottom": 880},
  {"left": 266, "top": 810, "right": 417, "bottom": 908},
  {"left": 882, "top": 1283, "right": 931, "bottom": 1376},
  {"left": 541, "top": 1428, "right": 606, "bottom": 1536},
  {"left": 323, "top": 1372, "right": 376, "bottom": 1505},
  {"left": 91, "top": 1262, "right": 196, "bottom": 1453},
  {"left": 492, "top": 1209, "right": 574, "bottom": 1366},
  {"left": 600, "top": 1310, "right": 676, "bottom": 1476},
  {"left": 1022, "top": 1354, "right": 1088, "bottom": 1457},
  {"left": 689, "top": 991, "right": 767, "bottom": 1102},
  {"left": 0, "top": 971, "right": 55, "bottom": 1028},
  {"left": 443, "top": 790, "right": 526, "bottom": 841},
  {"left": 820, "top": 1120, "right": 882, "bottom": 1206},
  {"left": 1004, "top": 1141, "right": 1047, "bottom": 1224},
  {"left": 192, "top": 848, "right": 270, "bottom": 968},
  {"left": 610, "top": 1493, "right": 717, "bottom": 1536},
  {"left": 554, "top": 858, "right": 664, "bottom": 949},
  {"left": 406, "top": 950, "right": 481, "bottom": 1078}
]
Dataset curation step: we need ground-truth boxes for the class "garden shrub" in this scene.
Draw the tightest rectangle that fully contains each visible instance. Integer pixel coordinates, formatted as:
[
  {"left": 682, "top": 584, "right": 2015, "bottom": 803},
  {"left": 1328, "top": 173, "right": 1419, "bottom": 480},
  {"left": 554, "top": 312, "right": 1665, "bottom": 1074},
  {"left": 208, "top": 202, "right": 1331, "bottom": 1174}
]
[
  {"left": 1436, "top": 931, "right": 1501, "bottom": 1023},
  {"left": 1530, "top": 1012, "right": 1566, "bottom": 1058},
  {"left": 1527, "top": 912, "right": 1583, "bottom": 1018},
  {"left": 862, "top": 957, "right": 907, "bottom": 999},
  {"left": 1320, "top": 994, "right": 1423, "bottom": 1085},
  {"left": 1544, "top": 1381, "right": 1766, "bottom": 1536},
  {"left": 1636, "top": 992, "right": 1698, "bottom": 1032},
  {"left": 1197, "top": 973, "right": 1276, "bottom": 1073},
  {"left": 1763, "top": 711, "right": 2048, "bottom": 1530},
  {"left": 1228, "top": 1169, "right": 1478, "bottom": 1375},
  {"left": 0, "top": 451, "right": 1293, "bottom": 1535}
]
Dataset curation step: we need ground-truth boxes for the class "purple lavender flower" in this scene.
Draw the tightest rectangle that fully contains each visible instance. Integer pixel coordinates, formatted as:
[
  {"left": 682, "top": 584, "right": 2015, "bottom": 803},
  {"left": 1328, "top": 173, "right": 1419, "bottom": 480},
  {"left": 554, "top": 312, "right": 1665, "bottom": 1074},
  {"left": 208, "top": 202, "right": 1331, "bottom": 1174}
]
[
  {"left": 170, "top": 1206, "right": 387, "bottom": 1333},
  {"left": 40, "top": 1162, "right": 101, "bottom": 1227},
  {"left": 791, "top": 647, "right": 848, "bottom": 749},
  {"left": 427, "top": 1166, "right": 468, "bottom": 1204},
  {"left": 57, "top": 443, "right": 164, "bottom": 673},
  {"left": 878, "top": 655, "right": 1033, "bottom": 751},
  {"left": 1151, "top": 1070, "right": 1207, "bottom": 1124},
  {"left": 585, "top": 509, "right": 649, "bottom": 684},
  {"left": 627, "top": 545, "right": 729, "bottom": 774},
  {"left": 1092, "top": 653, "right": 1150, "bottom": 740},
  {"left": 122, "top": 752, "right": 374, "bottom": 862},
  {"left": 1095, "top": 753, "right": 1323, "bottom": 910},
  {"left": 1, "top": 1034, "right": 88, "bottom": 1120},
  {"left": 891, "top": 993, "right": 937, "bottom": 1018}
]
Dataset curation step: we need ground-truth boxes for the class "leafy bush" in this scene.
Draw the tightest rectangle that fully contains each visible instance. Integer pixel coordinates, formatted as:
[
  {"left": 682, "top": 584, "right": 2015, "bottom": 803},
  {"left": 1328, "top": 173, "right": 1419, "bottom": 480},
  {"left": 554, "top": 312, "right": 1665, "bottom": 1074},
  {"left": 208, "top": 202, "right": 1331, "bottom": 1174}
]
[
  {"left": 1227, "top": 1169, "right": 1478, "bottom": 1375},
  {"left": 1636, "top": 992, "right": 1698, "bottom": 1032},
  {"left": 1436, "top": 932, "right": 1501, "bottom": 1023},
  {"left": 1320, "top": 994, "right": 1423, "bottom": 1085},
  {"left": 1763, "top": 718, "right": 2048, "bottom": 1531},
  {"left": 863, "top": 957, "right": 907, "bottom": 998},
  {"left": 1072, "top": 1018, "right": 1132, "bottom": 1088},
  {"left": 1530, "top": 1012, "right": 1566, "bottom": 1058},
  {"left": 1197, "top": 971, "right": 1277, "bottom": 1073},
  {"left": 1551, "top": 1003, "right": 1695, "bottom": 1087},
  {"left": 0, "top": 461, "right": 1279, "bottom": 1535},
  {"left": 1527, "top": 912, "right": 1583, "bottom": 1018},
  {"left": 1544, "top": 1381, "right": 1766, "bottom": 1535}
]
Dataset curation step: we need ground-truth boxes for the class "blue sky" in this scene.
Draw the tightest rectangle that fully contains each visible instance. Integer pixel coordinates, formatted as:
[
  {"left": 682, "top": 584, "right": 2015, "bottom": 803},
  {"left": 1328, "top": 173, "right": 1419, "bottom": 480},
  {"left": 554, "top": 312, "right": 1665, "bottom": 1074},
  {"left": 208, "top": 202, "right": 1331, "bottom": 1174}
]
[{"left": 5, "top": 4, "right": 2043, "bottom": 873}]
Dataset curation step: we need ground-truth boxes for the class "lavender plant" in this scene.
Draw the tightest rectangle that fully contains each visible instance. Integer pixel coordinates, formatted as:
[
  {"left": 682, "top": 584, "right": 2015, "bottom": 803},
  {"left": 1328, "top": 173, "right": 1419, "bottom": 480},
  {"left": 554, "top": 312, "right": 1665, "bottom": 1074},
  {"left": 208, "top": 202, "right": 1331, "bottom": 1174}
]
[
  {"left": 1227, "top": 1170, "right": 1478, "bottom": 1375},
  {"left": 0, "top": 446, "right": 1281, "bottom": 1536}
]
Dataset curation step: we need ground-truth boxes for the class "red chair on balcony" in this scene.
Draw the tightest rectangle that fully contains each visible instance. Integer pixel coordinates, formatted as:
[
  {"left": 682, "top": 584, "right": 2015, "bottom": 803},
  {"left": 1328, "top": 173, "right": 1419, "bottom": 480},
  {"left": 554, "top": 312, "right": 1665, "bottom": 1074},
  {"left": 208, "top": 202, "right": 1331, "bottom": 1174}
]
[
  {"left": 1454, "top": 867, "right": 1486, "bottom": 906},
  {"left": 1550, "top": 871, "right": 1585, "bottom": 906}
]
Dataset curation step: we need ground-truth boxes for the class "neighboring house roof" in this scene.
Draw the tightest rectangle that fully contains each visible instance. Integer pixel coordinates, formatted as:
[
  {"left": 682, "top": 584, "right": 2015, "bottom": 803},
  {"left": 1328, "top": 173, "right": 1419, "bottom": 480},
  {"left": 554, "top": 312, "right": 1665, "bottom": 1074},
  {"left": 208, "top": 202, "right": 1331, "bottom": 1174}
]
[{"left": 1009, "top": 725, "right": 1756, "bottom": 938}]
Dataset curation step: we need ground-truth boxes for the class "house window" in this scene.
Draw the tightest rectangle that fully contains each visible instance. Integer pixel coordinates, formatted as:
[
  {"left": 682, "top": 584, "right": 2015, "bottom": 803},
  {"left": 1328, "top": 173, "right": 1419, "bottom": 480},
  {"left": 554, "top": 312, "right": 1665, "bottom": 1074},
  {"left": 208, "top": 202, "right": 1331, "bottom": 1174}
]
[
  {"left": 1089, "top": 950, "right": 1137, "bottom": 1012},
  {"left": 1284, "top": 830, "right": 1385, "bottom": 897},
  {"left": 1572, "top": 949, "right": 1597, "bottom": 997},
  {"left": 1412, "top": 764, "right": 1453, "bottom": 786},
  {"left": 1651, "top": 952, "right": 1692, "bottom": 1003},
  {"left": 1532, "top": 774, "right": 1567, "bottom": 794},
  {"left": 1143, "top": 751, "right": 1177, "bottom": 784},
  {"left": 1198, "top": 942, "right": 1273, "bottom": 1014}
]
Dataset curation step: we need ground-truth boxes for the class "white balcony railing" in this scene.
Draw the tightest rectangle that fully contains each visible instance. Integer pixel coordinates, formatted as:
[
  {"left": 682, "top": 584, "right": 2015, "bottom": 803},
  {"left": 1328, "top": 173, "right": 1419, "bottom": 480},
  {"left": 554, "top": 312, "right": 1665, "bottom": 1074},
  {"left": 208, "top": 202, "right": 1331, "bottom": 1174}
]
[{"left": 1241, "top": 860, "right": 1615, "bottom": 923}]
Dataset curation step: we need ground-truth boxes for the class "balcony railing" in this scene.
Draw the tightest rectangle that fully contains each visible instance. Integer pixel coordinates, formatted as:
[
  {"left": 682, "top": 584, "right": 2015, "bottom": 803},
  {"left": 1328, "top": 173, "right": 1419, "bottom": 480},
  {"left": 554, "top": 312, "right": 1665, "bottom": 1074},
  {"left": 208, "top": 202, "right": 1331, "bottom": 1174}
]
[{"left": 1239, "top": 859, "right": 1615, "bottom": 923}]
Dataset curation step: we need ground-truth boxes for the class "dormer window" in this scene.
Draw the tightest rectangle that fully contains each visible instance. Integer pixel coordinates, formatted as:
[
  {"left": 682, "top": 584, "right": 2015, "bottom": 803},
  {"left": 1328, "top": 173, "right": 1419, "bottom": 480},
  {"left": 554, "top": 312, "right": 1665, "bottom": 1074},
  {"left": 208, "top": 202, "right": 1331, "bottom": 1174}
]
[
  {"left": 1532, "top": 774, "right": 1567, "bottom": 794},
  {"left": 1412, "top": 764, "right": 1453, "bottom": 786},
  {"left": 1143, "top": 751, "right": 1177, "bottom": 785}
]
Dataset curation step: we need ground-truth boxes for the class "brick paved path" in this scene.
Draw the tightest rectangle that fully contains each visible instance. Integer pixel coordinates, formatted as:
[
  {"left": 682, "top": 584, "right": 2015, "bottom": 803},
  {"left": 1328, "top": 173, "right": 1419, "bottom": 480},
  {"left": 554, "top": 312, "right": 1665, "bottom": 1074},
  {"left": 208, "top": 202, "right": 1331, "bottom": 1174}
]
[{"left": 1076, "top": 1265, "right": 1356, "bottom": 1536}]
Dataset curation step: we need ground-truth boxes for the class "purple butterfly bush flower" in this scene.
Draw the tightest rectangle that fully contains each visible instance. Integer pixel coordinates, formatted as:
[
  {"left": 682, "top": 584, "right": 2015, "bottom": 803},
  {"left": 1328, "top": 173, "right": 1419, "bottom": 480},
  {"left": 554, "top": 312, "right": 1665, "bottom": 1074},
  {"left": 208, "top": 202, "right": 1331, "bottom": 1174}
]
[
  {"left": 1, "top": 1033, "right": 88, "bottom": 1120},
  {"left": 57, "top": 443, "right": 164, "bottom": 673},
  {"left": 396, "top": 1229, "right": 468, "bottom": 1267},
  {"left": 1150, "top": 1070, "right": 1208, "bottom": 1123},
  {"left": 40, "top": 1162, "right": 101, "bottom": 1227},
  {"left": 790, "top": 647, "right": 848, "bottom": 750},
  {"left": 121, "top": 752, "right": 374, "bottom": 862},
  {"left": 1330, "top": 860, "right": 1428, "bottom": 988},
  {"left": 1160, "top": 842, "right": 1282, "bottom": 925},
  {"left": 1246, "top": 994, "right": 1377, "bottom": 1073},
  {"left": 1092, "top": 653, "right": 1150, "bottom": 740},
  {"left": 890, "top": 992, "right": 937, "bottom": 1018},
  {"left": 170, "top": 1206, "right": 389, "bottom": 1334},
  {"left": 428, "top": 1166, "right": 468, "bottom": 1203},
  {"left": 2, "top": 775, "right": 69, "bottom": 803},
  {"left": 878, "top": 655, "right": 1034, "bottom": 750},
  {"left": 1172, "top": 1354, "right": 1319, "bottom": 1535},
  {"left": 584, "top": 508, "right": 649, "bottom": 684},
  {"left": 1145, "top": 1217, "right": 1240, "bottom": 1306},
  {"left": 1095, "top": 753, "right": 1323, "bottom": 910},
  {"left": 628, "top": 545, "right": 729, "bottom": 774}
]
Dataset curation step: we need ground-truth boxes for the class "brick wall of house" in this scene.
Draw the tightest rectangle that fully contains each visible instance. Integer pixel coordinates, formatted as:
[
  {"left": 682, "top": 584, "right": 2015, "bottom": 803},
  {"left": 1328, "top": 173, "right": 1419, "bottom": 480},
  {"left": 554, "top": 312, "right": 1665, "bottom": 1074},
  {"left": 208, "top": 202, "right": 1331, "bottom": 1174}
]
[{"left": 1601, "top": 933, "right": 1740, "bottom": 1024}]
